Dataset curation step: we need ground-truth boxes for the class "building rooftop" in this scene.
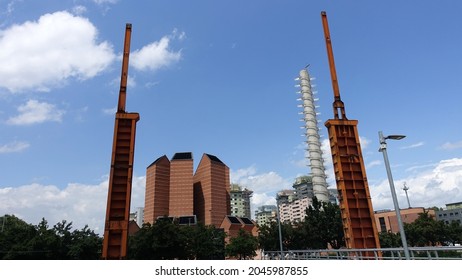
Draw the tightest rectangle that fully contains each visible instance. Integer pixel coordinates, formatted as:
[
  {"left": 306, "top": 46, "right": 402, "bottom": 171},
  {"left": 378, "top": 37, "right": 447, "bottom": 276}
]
[
  {"left": 205, "top": 153, "right": 224, "bottom": 164},
  {"left": 240, "top": 217, "right": 254, "bottom": 225},
  {"left": 147, "top": 155, "right": 169, "bottom": 168},
  {"left": 227, "top": 216, "right": 242, "bottom": 224},
  {"left": 172, "top": 152, "right": 193, "bottom": 160}
]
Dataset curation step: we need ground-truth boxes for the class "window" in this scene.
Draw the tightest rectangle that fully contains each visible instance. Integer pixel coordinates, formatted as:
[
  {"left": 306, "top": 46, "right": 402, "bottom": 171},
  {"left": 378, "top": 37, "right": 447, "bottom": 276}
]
[{"left": 379, "top": 217, "right": 387, "bottom": 233}]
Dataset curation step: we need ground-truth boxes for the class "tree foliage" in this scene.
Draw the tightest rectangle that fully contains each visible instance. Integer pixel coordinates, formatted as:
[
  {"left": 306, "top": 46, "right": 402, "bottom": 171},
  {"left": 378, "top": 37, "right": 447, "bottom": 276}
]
[
  {"left": 128, "top": 220, "right": 225, "bottom": 260},
  {"left": 379, "top": 231, "right": 402, "bottom": 248},
  {"left": 258, "top": 196, "right": 345, "bottom": 251},
  {"left": 0, "top": 215, "right": 102, "bottom": 259},
  {"left": 404, "top": 211, "right": 453, "bottom": 247},
  {"left": 225, "top": 229, "right": 258, "bottom": 260},
  {"left": 378, "top": 210, "right": 462, "bottom": 248}
]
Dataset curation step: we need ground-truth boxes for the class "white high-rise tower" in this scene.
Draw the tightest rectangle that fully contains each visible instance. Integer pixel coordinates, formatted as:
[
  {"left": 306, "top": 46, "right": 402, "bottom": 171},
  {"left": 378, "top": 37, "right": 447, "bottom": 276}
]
[{"left": 296, "top": 69, "right": 329, "bottom": 202}]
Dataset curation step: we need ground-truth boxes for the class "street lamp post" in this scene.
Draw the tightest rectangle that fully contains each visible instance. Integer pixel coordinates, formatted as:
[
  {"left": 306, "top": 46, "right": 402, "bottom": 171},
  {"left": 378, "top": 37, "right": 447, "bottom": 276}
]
[
  {"left": 378, "top": 131, "right": 411, "bottom": 260},
  {"left": 276, "top": 197, "right": 284, "bottom": 260}
]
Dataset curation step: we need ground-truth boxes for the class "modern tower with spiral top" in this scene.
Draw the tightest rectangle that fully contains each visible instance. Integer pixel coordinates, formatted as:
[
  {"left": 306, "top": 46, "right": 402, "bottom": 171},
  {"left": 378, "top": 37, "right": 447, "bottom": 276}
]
[{"left": 296, "top": 69, "right": 329, "bottom": 203}]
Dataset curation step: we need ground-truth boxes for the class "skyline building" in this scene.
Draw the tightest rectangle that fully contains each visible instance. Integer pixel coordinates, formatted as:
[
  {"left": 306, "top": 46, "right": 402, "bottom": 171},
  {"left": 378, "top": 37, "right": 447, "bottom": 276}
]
[
  {"left": 169, "top": 152, "right": 194, "bottom": 217},
  {"left": 144, "top": 155, "right": 170, "bottom": 223},
  {"left": 255, "top": 205, "right": 277, "bottom": 227},
  {"left": 193, "top": 153, "right": 231, "bottom": 227},
  {"left": 144, "top": 152, "right": 230, "bottom": 228},
  {"left": 230, "top": 184, "right": 253, "bottom": 218}
]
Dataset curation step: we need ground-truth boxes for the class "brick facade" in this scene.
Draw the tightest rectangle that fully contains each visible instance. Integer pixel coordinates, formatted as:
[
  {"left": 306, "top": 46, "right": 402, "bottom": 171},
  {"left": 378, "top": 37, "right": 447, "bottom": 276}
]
[{"left": 144, "top": 152, "right": 230, "bottom": 228}]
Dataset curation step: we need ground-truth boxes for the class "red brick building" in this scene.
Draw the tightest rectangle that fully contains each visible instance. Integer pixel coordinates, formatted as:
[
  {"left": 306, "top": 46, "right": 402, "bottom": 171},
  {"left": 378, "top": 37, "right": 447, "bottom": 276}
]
[
  {"left": 194, "top": 153, "right": 231, "bottom": 227},
  {"left": 144, "top": 155, "right": 170, "bottom": 223},
  {"left": 144, "top": 152, "right": 231, "bottom": 228},
  {"left": 169, "top": 152, "right": 194, "bottom": 217},
  {"left": 374, "top": 207, "right": 436, "bottom": 233}
]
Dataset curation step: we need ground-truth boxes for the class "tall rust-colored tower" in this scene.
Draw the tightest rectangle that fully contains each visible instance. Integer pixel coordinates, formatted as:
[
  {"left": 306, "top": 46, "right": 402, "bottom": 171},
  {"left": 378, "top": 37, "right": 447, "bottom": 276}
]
[
  {"left": 321, "top": 12, "right": 381, "bottom": 255},
  {"left": 102, "top": 24, "right": 140, "bottom": 259}
]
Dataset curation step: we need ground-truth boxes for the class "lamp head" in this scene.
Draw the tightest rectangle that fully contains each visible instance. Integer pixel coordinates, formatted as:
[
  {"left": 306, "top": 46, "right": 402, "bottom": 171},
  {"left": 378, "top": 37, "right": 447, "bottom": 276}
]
[{"left": 386, "top": 135, "right": 406, "bottom": 140}]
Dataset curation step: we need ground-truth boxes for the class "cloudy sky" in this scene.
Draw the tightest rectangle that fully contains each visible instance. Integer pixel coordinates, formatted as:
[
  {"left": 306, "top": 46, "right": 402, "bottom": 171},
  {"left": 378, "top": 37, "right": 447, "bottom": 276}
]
[{"left": 1, "top": 0, "right": 462, "bottom": 235}]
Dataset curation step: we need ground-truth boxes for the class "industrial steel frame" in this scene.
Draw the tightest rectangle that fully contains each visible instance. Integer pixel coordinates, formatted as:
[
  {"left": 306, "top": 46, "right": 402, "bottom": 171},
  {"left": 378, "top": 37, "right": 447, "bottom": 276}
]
[
  {"left": 102, "top": 24, "right": 140, "bottom": 259},
  {"left": 321, "top": 11, "right": 381, "bottom": 256}
]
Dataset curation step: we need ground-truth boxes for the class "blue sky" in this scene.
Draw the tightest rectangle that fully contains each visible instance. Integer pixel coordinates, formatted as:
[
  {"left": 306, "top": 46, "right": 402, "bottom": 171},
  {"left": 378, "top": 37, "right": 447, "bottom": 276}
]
[{"left": 1, "top": 0, "right": 462, "bottom": 234}]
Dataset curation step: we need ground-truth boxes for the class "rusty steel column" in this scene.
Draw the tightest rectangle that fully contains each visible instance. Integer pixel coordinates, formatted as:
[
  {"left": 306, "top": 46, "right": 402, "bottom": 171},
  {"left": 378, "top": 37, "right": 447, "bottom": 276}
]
[
  {"left": 102, "top": 24, "right": 140, "bottom": 259},
  {"left": 321, "top": 11, "right": 381, "bottom": 258}
]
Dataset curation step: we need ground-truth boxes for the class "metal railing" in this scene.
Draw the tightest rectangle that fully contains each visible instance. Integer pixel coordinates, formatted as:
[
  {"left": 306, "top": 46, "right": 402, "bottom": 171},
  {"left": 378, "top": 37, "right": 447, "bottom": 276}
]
[{"left": 262, "top": 246, "right": 462, "bottom": 260}]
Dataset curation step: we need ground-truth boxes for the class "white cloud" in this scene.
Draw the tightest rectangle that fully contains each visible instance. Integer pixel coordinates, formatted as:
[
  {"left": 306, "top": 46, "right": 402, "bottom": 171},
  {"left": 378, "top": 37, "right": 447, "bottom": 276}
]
[
  {"left": 401, "top": 141, "right": 425, "bottom": 150},
  {"left": 130, "top": 33, "right": 182, "bottom": 72},
  {"left": 231, "top": 169, "right": 290, "bottom": 194},
  {"left": 367, "top": 160, "right": 382, "bottom": 169},
  {"left": 231, "top": 165, "right": 257, "bottom": 182},
  {"left": 359, "top": 136, "right": 371, "bottom": 150},
  {"left": 0, "top": 11, "right": 115, "bottom": 92},
  {"left": 171, "top": 28, "right": 186, "bottom": 41},
  {"left": 93, "top": 0, "right": 118, "bottom": 4},
  {"left": 0, "top": 175, "right": 146, "bottom": 235},
  {"left": 231, "top": 165, "right": 292, "bottom": 218},
  {"left": 251, "top": 193, "right": 276, "bottom": 213},
  {"left": 0, "top": 141, "right": 30, "bottom": 153},
  {"left": 7, "top": 100, "right": 64, "bottom": 125},
  {"left": 440, "top": 140, "right": 462, "bottom": 150},
  {"left": 72, "top": 5, "right": 87, "bottom": 15},
  {"left": 370, "top": 158, "right": 462, "bottom": 211},
  {"left": 102, "top": 107, "right": 116, "bottom": 115}
]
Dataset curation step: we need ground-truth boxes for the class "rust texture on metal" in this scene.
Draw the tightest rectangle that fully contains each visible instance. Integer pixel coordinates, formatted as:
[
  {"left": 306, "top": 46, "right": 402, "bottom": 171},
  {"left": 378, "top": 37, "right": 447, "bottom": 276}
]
[
  {"left": 117, "top": 23, "right": 132, "bottom": 113},
  {"left": 321, "top": 11, "right": 381, "bottom": 257},
  {"left": 321, "top": 11, "right": 346, "bottom": 120},
  {"left": 102, "top": 24, "right": 140, "bottom": 260},
  {"left": 325, "top": 120, "right": 381, "bottom": 254}
]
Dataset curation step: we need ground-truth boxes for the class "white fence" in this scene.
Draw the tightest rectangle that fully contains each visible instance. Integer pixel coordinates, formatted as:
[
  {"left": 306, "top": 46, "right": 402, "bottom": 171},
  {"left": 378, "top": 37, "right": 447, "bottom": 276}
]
[{"left": 262, "top": 246, "right": 462, "bottom": 260}]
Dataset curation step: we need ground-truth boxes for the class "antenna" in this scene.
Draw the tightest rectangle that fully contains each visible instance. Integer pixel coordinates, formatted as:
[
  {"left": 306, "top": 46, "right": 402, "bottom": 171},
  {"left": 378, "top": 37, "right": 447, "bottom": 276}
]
[{"left": 403, "top": 182, "right": 411, "bottom": 208}]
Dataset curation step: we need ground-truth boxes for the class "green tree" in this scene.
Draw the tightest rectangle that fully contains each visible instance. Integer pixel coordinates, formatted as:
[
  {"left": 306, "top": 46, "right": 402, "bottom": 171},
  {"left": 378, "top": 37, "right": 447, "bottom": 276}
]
[
  {"left": 257, "top": 197, "right": 344, "bottom": 251},
  {"left": 30, "top": 218, "right": 60, "bottom": 259},
  {"left": 379, "top": 231, "right": 402, "bottom": 248},
  {"left": 68, "top": 225, "right": 102, "bottom": 259},
  {"left": 226, "top": 229, "right": 258, "bottom": 260},
  {"left": 188, "top": 223, "right": 225, "bottom": 259},
  {"left": 128, "top": 220, "right": 225, "bottom": 260},
  {"left": 151, "top": 220, "right": 192, "bottom": 259},
  {"left": 0, "top": 215, "right": 36, "bottom": 259},
  {"left": 128, "top": 223, "right": 157, "bottom": 259},
  {"left": 303, "top": 196, "right": 345, "bottom": 249},
  {"left": 446, "top": 221, "right": 462, "bottom": 246},
  {"left": 257, "top": 221, "right": 303, "bottom": 251},
  {"left": 0, "top": 215, "right": 102, "bottom": 260},
  {"left": 404, "top": 211, "right": 448, "bottom": 246},
  {"left": 257, "top": 222, "right": 280, "bottom": 251}
]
